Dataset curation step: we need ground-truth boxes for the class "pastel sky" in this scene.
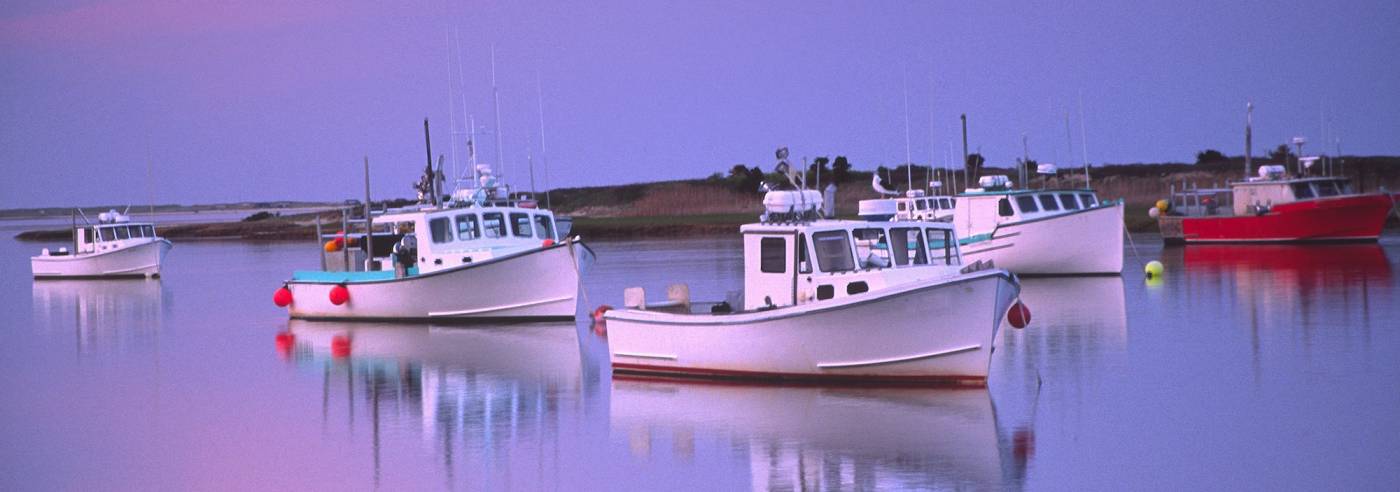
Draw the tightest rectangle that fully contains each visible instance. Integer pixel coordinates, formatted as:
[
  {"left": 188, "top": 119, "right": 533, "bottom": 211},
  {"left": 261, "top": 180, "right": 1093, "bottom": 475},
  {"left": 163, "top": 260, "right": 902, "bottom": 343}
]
[{"left": 2, "top": 0, "right": 1397, "bottom": 208}]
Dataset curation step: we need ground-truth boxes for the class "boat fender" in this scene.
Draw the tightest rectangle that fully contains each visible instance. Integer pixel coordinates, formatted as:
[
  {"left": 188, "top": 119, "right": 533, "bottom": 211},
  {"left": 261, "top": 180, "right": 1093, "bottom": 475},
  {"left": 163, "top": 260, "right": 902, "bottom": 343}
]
[
  {"left": 542, "top": 239, "right": 556, "bottom": 247},
  {"left": 591, "top": 305, "right": 612, "bottom": 322},
  {"left": 329, "top": 284, "right": 350, "bottom": 306},
  {"left": 273, "top": 286, "right": 294, "bottom": 307},
  {"left": 1008, "top": 301, "right": 1031, "bottom": 329}
]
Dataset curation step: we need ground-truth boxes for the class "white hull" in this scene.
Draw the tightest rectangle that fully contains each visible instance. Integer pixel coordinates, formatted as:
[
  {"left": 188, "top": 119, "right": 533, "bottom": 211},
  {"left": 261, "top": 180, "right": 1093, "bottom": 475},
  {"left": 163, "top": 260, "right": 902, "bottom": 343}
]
[
  {"left": 604, "top": 270, "right": 1019, "bottom": 385},
  {"left": 30, "top": 239, "right": 171, "bottom": 279},
  {"left": 960, "top": 202, "right": 1124, "bottom": 275},
  {"left": 285, "top": 241, "right": 588, "bottom": 321}
]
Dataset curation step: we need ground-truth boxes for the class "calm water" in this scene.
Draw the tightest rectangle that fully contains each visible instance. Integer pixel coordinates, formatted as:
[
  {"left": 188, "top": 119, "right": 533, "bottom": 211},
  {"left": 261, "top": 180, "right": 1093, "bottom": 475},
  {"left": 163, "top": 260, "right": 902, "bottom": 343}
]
[{"left": 2, "top": 234, "right": 1398, "bottom": 490}]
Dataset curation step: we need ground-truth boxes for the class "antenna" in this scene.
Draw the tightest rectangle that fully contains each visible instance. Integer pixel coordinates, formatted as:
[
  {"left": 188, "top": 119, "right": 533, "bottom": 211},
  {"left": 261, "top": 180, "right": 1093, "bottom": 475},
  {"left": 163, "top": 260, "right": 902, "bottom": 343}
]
[
  {"left": 1244, "top": 101, "right": 1253, "bottom": 180},
  {"left": 445, "top": 31, "right": 459, "bottom": 190},
  {"left": 928, "top": 77, "right": 937, "bottom": 195},
  {"left": 536, "top": 68, "right": 552, "bottom": 209},
  {"left": 454, "top": 31, "right": 473, "bottom": 184},
  {"left": 960, "top": 114, "right": 969, "bottom": 184},
  {"left": 363, "top": 156, "right": 374, "bottom": 271},
  {"left": 1021, "top": 133, "right": 1030, "bottom": 190},
  {"left": 902, "top": 68, "right": 913, "bottom": 193},
  {"left": 491, "top": 44, "right": 506, "bottom": 186},
  {"left": 1078, "top": 90, "right": 1090, "bottom": 189},
  {"left": 144, "top": 135, "right": 155, "bottom": 219}
]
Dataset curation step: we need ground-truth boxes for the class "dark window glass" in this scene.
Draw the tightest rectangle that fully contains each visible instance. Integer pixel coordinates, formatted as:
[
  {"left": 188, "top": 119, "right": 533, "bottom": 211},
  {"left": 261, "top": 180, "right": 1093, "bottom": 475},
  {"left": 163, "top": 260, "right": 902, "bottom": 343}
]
[
  {"left": 143, "top": 225, "right": 155, "bottom": 237},
  {"left": 429, "top": 217, "right": 453, "bottom": 243},
  {"left": 816, "top": 285, "right": 834, "bottom": 300},
  {"left": 846, "top": 281, "right": 869, "bottom": 295},
  {"left": 853, "top": 228, "right": 891, "bottom": 269},
  {"left": 1038, "top": 194, "right": 1061, "bottom": 211},
  {"left": 115, "top": 226, "right": 130, "bottom": 240},
  {"left": 1315, "top": 181, "right": 1341, "bottom": 197},
  {"left": 897, "top": 202, "right": 907, "bottom": 212},
  {"left": 890, "top": 227, "right": 927, "bottom": 266},
  {"left": 813, "top": 230, "right": 855, "bottom": 273},
  {"left": 534, "top": 215, "right": 556, "bottom": 239},
  {"left": 482, "top": 213, "right": 506, "bottom": 238},
  {"left": 510, "top": 213, "right": 533, "bottom": 237},
  {"left": 1060, "top": 193, "right": 1080, "bottom": 210},
  {"left": 84, "top": 228, "right": 94, "bottom": 243},
  {"left": 456, "top": 214, "right": 480, "bottom": 240},
  {"left": 128, "top": 226, "right": 142, "bottom": 238},
  {"left": 1015, "top": 195, "right": 1039, "bottom": 213},
  {"left": 797, "top": 233, "right": 811, "bottom": 273},
  {"left": 760, "top": 237, "right": 786, "bottom": 273},
  {"left": 927, "top": 228, "right": 955, "bottom": 265},
  {"left": 998, "top": 198, "right": 1014, "bottom": 216},
  {"left": 1080, "top": 193, "right": 1096, "bottom": 207},
  {"left": 942, "top": 198, "right": 954, "bottom": 209},
  {"left": 100, "top": 227, "right": 115, "bottom": 241},
  {"left": 915, "top": 199, "right": 928, "bottom": 210}
]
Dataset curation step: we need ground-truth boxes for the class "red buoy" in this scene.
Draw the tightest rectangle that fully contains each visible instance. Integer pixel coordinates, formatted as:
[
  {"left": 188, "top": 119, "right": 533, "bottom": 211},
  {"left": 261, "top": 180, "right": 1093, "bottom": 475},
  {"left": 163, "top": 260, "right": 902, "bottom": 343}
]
[
  {"left": 329, "top": 284, "right": 350, "bottom": 305},
  {"left": 542, "top": 239, "right": 556, "bottom": 248},
  {"left": 273, "top": 286, "right": 293, "bottom": 307},
  {"left": 330, "top": 335, "right": 351, "bottom": 358},
  {"left": 591, "top": 304, "right": 612, "bottom": 322},
  {"left": 1008, "top": 301, "right": 1031, "bottom": 329}
]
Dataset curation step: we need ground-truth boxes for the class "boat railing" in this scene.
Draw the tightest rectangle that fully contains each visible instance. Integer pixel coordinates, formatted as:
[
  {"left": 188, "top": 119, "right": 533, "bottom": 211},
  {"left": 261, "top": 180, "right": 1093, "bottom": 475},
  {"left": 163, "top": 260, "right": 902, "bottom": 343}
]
[{"left": 1168, "top": 180, "right": 1233, "bottom": 217}]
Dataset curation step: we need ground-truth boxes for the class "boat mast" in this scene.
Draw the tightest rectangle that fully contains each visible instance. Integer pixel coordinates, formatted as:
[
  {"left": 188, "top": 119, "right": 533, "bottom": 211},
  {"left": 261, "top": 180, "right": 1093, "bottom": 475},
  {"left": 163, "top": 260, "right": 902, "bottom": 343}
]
[
  {"left": 960, "top": 114, "right": 969, "bottom": 186},
  {"left": 536, "top": 68, "right": 551, "bottom": 208},
  {"left": 490, "top": 44, "right": 506, "bottom": 191},
  {"left": 1078, "top": 91, "right": 1090, "bottom": 189},
  {"left": 1021, "top": 133, "right": 1030, "bottom": 189},
  {"left": 1244, "top": 102, "right": 1253, "bottom": 180},
  {"left": 445, "top": 31, "right": 459, "bottom": 191},
  {"left": 902, "top": 68, "right": 913, "bottom": 193},
  {"left": 424, "top": 118, "right": 438, "bottom": 207},
  {"left": 363, "top": 156, "right": 375, "bottom": 271}
]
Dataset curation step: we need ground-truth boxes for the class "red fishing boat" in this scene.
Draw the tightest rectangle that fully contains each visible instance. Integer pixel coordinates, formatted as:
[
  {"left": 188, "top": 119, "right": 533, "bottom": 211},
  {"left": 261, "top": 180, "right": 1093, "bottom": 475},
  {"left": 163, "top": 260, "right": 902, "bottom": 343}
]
[
  {"left": 1156, "top": 103, "right": 1396, "bottom": 244},
  {"left": 1157, "top": 170, "right": 1395, "bottom": 244}
]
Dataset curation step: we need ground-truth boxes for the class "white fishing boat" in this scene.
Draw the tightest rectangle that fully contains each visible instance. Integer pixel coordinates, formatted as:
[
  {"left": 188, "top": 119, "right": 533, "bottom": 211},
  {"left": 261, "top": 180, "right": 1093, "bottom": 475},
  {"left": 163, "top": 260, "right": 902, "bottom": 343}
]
[
  {"left": 603, "top": 149, "right": 1023, "bottom": 386},
  {"left": 274, "top": 122, "right": 591, "bottom": 322},
  {"left": 861, "top": 174, "right": 1124, "bottom": 275},
  {"left": 30, "top": 209, "right": 172, "bottom": 279}
]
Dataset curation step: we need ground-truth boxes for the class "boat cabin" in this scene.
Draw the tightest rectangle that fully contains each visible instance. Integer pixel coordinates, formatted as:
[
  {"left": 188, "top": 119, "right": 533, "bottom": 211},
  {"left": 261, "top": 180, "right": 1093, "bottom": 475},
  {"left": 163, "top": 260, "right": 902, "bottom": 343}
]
[
  {"left": 1166, "top": 166, "right": 1359, "bottom": 217},
  {"left": 858, "top": 193, "right": 958, "bottom": 222},
  {"left": 376, "top": 204, "right": 562, "bottom": 275},
  {"left": 740, "top": 219, "right": 965, "bottom": 312},
  {"left": 954, "top": 187, "right": 1101, "bottom": 236}
]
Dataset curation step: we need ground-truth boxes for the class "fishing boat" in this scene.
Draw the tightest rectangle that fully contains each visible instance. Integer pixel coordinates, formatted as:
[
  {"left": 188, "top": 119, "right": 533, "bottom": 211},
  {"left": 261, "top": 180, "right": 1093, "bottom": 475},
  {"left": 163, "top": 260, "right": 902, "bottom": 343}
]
[
  {"left": 1156, "top": 168, "right": 1394, "bottom": 243},
  {"left": 603, "top": 149, "right": 1023, "bottom": 386},
  {"left": 30, "top": 209, "right": 172, "bottom": 279},
  {"left": 860, "top": 173, "right": 1125, "bottom": 275},
  {"left": 273, "top": 122, "right": 591, "bottom": 322}
]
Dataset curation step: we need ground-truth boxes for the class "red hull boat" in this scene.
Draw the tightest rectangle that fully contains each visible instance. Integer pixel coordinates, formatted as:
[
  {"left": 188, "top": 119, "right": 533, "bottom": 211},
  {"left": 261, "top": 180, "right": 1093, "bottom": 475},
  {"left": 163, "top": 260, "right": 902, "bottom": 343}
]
[{"left": 1167, "top": 193, "right": 1393, "bottom": 243}]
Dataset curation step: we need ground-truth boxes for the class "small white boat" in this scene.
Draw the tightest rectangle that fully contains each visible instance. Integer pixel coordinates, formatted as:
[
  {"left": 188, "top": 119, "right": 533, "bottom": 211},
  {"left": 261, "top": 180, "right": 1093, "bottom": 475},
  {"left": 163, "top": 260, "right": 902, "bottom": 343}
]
[
  {"left": 30, "top": 209, "right": 172, "bottom": 279},
  {"left": 276, "top": 126, "right": 591, "bottom": 322},
  {"left": 604, "top": 151, "right": 1022, "bottom": 386},
  {"left": 861, "top": 175, "right": 1124, "bottom": 275}
]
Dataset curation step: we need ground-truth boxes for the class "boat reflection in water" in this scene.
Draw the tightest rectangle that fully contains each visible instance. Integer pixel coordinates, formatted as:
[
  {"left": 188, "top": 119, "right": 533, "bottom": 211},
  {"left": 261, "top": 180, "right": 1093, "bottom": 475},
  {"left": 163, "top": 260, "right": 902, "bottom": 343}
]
[
  {"left": 609, "top": 380, "right": 1023, "bottom": 490},
  {"left": 30, "top": 278, "right": 167, "bottom": 354},
  {"left": 995, "top": 276, "right": 1128, "bottom": 386},
  {"left": 283, "top": 320, "right": 596, "bottom": 487}
]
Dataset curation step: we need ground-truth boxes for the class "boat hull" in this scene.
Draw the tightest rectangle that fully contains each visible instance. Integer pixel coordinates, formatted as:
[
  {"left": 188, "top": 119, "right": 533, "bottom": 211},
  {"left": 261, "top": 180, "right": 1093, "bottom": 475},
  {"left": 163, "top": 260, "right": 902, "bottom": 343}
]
[
  {"left": 284, "top": 240, "right": 588, "bottom": 322},
  {"left": 1159, "top": 193, "right": 1394, "bottom": 244},
  {"left": 961, "top": 202, "right": 1124, "bottom": 275},
  {"left": 604, "top": 270, "right": 1020, "bottom": 386},
  {"left": 30, "top": 239, "right": 171, "bottom": 279}
]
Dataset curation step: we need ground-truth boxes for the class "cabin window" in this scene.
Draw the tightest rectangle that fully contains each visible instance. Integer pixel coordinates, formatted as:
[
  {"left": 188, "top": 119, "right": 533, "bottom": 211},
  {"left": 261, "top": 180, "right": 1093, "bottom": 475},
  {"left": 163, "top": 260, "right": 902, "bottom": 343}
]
[
  {"left": 1315, "top": 181, "right": 1342, "bottom": 197},
  {"left": 127, "top": 226, "right": 141, "bottom": 238},
  {"left": 797, "top": 233, "right": 812, "bottom": 273},
  {"left": 760, "top": 237, "right": 786, "bottom": 273},
  {"left": 1015, "top": 195, "right": 1039, "bottom": 213},
  {"left": 456, "top": 214, "right": 481, "bottom": 240},
  {"left": 812, "top": 230, "right": 856, "bottom": 273},
  {"left": 847, "top": 281, "right": 869, "bottom": 295},
  {"left": 115, "top": 226, "right": 131, "bottom": 240},
  {"left": 816, "top": 285, "right": 834, "bottom": 300},
  {"left": 429, "top": 217, "right": 453, "bottom": 243},
  {"left": 482, "top": 213, "right": 506, "bottom": 238},
  {"left": 890, "top": 228, "right": 927, "bottom": 266},
  {"left": 942, "top": 198, "right": 954, "bottom": 209},
  {"left": 100, "top": 227, "right": 115, "bottom": 242},
  {"left": 1291, "top": 182, "right": 1314, "bottom": 198},
  {"left": 926, "top": 228, "right": 956, "bottom": 265},
  {"left": 143, "top": 225, "right": 155, "bottom": 237},
  {"left": 853, "top": 228, "right": 891, "bottom": 269},
  {"left": 997, "top": 198, "right": 1014, "bottom": 217},
  {"left": 83, "top": 228, "right": 94, "bottom": 244},
  {"left": 897, "top": 202, "right": 907, "bottom": 212},
  {"left": 1079, "top": 193, "right": 1096, "bottom": 207},
  {"left": 1059, "top": 193, "right": 1080, "bottom": 210},
  {"left": 1038, "top": 194, "right": 1061, "bottom": 211},
  {"left": 510, "top": 213, "right": 533, "bottom": 237},
  {"left": 534, "top": 215, "right": 556, "bottom": 240},
  {"left": 915, "top": 200, "right": 928, "bottom": 210}
]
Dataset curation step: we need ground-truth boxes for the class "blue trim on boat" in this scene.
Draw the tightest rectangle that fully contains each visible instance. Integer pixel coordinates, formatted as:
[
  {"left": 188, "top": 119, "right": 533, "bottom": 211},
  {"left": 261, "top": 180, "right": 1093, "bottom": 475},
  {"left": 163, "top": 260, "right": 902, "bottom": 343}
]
[{"left": 292, "top": 266, "right": 419, "bottom": 283}]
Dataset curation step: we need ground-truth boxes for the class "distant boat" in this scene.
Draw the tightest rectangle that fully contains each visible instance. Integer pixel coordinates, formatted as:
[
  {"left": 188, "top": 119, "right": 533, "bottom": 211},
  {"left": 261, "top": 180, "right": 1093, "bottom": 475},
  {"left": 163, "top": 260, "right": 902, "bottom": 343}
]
[
  {"left": 603, "top": 150, "right": 1022, "bottom": 386},
  {"left": 1156, "top": 167, "right": 1394, "bottom": 243},
  {"left": 30, "top": 209, "right": 172, "bottom": 279},
  {"left": 860, "top": 174, "right": 1125, "bottom": 275}
]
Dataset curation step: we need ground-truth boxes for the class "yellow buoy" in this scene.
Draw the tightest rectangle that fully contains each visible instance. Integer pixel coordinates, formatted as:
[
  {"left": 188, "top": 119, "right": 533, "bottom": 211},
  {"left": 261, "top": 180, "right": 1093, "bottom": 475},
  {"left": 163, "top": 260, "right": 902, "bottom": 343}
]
[
  {"left": 1145, "top": 260, "right": 1164, "bottom": 278},
  {"left": 1155, "top": 199, "right": 1170, "bottom": 213}
]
